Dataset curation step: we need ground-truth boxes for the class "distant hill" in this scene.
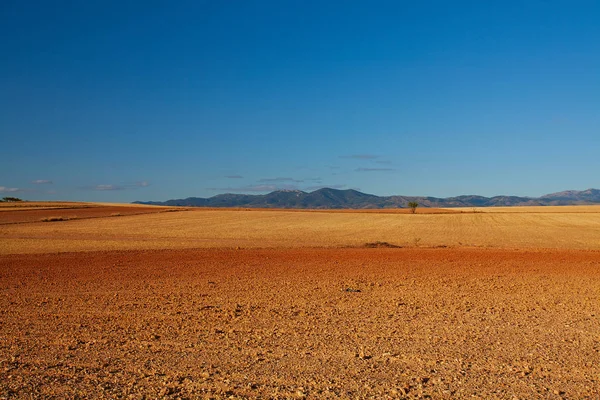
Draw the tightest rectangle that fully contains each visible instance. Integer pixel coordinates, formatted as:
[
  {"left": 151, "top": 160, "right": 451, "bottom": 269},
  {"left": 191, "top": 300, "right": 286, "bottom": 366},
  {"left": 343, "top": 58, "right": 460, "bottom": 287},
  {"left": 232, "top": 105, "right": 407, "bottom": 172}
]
[{"left": 134, "top": 188, "right": 600, "bottom": 209}]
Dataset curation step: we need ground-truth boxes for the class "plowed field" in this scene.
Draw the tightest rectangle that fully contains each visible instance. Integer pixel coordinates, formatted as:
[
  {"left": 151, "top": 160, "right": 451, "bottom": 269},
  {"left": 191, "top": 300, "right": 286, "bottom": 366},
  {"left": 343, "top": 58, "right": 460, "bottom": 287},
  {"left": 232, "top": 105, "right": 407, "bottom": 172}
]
[
  {"left": 0, "top": 204, "right": 182, "bottom": 225},
  {"left": 1, "top": 204, "right": 600, "bottom": 398}
]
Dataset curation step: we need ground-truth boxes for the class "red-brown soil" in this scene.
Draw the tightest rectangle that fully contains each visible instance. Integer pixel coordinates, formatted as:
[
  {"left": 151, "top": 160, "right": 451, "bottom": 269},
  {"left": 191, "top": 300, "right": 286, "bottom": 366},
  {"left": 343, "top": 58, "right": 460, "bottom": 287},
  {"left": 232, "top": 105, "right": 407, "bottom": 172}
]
[
  {"left": 0, "top": 206, "right": 182, "bottom": 225},
  {"left": 2, "top": 248, "right": 599, "bottom": 398}
]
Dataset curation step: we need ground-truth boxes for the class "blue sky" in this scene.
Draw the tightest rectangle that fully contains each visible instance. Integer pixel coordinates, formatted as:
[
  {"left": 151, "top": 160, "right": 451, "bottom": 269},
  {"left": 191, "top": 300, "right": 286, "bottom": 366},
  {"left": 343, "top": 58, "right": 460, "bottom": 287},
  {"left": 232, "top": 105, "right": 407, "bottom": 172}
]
[{"left": 1, "top": 1, "right": 599, "bottom": 202}]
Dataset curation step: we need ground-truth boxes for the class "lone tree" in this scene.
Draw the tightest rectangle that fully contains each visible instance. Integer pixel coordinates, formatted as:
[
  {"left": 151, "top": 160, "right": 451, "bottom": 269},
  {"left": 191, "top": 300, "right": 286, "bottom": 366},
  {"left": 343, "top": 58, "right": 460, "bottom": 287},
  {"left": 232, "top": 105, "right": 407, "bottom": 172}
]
[
  {"left": 408, "top": 201, "right": 418, "bottom": 214},
  {"left": 2, "top": 197, "right": 22, "bottom": 202}
]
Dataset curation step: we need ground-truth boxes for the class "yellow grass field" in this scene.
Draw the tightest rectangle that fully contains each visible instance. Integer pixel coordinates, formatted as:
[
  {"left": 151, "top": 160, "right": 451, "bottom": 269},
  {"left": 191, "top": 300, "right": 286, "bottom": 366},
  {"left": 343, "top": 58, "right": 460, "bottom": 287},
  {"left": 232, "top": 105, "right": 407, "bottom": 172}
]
[{"left": 2, "top": 203, "right": 600, "bottom": 254}]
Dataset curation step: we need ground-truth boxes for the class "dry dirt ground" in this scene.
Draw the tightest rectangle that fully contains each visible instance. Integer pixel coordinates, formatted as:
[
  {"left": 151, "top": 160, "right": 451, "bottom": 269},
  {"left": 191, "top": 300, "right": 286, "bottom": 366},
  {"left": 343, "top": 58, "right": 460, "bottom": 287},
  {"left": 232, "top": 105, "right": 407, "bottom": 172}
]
[{"left": 1, "top": 204, "right": 600, "bottom": 399}]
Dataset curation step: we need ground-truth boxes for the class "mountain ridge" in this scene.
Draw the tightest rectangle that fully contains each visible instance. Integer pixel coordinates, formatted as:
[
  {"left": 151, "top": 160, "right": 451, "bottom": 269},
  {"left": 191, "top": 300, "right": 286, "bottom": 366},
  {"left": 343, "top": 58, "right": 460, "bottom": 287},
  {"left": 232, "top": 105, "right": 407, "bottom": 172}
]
[{"left": 134, "top": 188, "right": 600, "bottom": 209}]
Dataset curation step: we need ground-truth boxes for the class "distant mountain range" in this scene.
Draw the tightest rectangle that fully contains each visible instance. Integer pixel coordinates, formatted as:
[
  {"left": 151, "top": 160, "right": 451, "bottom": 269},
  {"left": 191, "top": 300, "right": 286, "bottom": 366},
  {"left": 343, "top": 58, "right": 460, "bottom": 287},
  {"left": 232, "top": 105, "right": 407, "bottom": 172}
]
[{"left": 134, "top": 188, "right": 600, "bottom": 209}]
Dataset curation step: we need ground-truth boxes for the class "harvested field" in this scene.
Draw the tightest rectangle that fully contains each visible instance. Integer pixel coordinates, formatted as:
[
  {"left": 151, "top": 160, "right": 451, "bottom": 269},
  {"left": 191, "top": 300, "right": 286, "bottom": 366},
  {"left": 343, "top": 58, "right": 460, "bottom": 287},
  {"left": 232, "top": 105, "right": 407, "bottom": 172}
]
[
  {"left": 1, "top": 203, "right": 600, "bottom": 398},
  {"left": 2, "top": 205, "right": 600, "bottom": 254},
  {"left": 462, "top": 205, "right": 600, "bottom": 213}
]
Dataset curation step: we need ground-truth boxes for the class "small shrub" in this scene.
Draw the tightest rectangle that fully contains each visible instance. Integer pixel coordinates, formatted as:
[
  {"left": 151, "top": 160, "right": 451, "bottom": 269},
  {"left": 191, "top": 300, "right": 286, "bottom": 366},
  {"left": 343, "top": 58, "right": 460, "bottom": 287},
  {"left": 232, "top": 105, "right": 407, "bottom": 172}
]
[
  {"left": 363, "top": 241, "right": 402, "bottom": 248},
  {"left": 41, "top": 216, "right": 75, "bottom": 222},
  {"left": 408, "top": 202, "right": 419, "bottom": 214}
]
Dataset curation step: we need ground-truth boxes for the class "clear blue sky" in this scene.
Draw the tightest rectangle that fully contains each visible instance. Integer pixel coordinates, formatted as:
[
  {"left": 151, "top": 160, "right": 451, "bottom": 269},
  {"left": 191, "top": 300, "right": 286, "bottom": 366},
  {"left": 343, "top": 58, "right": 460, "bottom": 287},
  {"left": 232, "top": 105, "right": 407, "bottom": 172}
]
[{"left": 1, "top": 0, "right": 599, "bottom": 202}]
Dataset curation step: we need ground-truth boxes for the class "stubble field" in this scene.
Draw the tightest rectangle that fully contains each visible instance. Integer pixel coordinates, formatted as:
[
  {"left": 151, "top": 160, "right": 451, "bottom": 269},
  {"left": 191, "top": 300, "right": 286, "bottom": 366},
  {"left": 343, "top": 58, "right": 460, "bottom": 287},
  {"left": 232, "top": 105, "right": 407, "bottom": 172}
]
[{"left": 1, "top": 203, "right": 600, "bottom": 398}]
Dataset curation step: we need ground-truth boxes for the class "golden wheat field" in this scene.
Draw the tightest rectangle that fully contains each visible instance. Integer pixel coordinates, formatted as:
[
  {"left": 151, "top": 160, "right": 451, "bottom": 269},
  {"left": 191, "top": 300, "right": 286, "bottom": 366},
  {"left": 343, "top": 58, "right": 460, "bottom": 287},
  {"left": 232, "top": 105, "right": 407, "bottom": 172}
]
[
  {"left": 1, "top": 203, "right": 600, "bottom": 254},
  {"left": 2, "top": 202, "right": 600, "bottom": 398}
]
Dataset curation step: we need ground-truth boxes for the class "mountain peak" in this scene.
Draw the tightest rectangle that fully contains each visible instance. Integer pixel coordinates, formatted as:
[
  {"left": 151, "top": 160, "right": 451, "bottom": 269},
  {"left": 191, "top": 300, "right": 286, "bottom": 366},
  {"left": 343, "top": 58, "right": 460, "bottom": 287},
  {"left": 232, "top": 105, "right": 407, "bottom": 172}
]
[
  {"left": 135, "top": 188, "right": 600, "bottom": 209},
  {"left": 272, "top": 189, "right": 305, "bottom": 194}
]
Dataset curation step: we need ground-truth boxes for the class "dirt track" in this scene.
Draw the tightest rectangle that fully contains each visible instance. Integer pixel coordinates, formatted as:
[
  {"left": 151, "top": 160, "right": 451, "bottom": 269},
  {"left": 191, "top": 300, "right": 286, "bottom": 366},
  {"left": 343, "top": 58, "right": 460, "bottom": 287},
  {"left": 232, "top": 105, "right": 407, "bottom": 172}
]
[{"left": 2, "top": 248, "right": 599, "bottom": 399}]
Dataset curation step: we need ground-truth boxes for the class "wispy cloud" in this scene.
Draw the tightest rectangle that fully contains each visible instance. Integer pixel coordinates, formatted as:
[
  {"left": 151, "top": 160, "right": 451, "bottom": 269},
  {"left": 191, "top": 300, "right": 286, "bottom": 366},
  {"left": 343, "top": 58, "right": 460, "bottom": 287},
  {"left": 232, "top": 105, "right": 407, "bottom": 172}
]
[
  {"left": 225, "top": 175, "right": 243, "bottom": 179},
  {"left": 0, "top": 186, "right": 25, "bottom": 193},
  {"left": 87, "top": 181, "right": 150, "bottom": 191},
  {"left": 340, "top": 154, "right": 380, "bottom": 160},
  {"left": 258, "top": 177, "right": 304, "bottom": 183},
  {"left": 208, "top": 184, "right": 300, "bottom": 193},
  {"left": 355, "top": 167, "right": 395, "bottom": 172},
  {"left": 375, "top": 160, "right": 393, "bottom": 165},
  {"left": 32, "top": 179, "right": 53, "bottom": 184},
  {"left": 94, "top": 184, "right": 125, "bottom": 191}
]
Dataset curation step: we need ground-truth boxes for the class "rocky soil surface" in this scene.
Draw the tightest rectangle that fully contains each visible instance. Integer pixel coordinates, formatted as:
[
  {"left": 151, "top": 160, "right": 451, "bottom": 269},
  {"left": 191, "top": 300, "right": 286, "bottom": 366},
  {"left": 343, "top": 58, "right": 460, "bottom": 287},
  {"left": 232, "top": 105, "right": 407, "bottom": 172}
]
[{"left": 1, "top": 248, "right": 600, "bottom": 398}]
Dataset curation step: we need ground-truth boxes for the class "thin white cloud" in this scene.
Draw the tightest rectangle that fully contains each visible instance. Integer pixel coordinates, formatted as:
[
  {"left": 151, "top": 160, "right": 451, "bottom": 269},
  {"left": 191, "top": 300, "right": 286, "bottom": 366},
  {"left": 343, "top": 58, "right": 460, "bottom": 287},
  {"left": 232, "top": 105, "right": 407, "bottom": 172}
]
[
  {"left": 94, "top": 184, "right": 124, "bottom": 191},
  {"left": 85, "top": 181, "right": 150, "bottom": 191},
  {"left": 208, "top": 184, "right": 300, "bottom": 193},
  {"left": 258, "top": 177, "right": 304, "bottom": 183},
  {"left": 0, "top": 186, "right": 24, "bottom": 193},
  {"left": 32, "top": 179, "right": 53, "bottom": 184}
]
